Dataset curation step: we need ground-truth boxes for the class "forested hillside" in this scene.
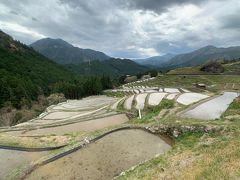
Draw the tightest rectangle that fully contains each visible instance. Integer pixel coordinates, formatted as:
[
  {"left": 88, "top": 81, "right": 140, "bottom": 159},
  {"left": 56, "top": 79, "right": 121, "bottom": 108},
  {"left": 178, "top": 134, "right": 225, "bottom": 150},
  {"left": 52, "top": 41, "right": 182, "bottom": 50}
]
[
  {"left": 66, "top": 58, "right": 150, "bottom": 76},
  {"left": 0, "top": 31, "right": 112, "bottom": 110}
]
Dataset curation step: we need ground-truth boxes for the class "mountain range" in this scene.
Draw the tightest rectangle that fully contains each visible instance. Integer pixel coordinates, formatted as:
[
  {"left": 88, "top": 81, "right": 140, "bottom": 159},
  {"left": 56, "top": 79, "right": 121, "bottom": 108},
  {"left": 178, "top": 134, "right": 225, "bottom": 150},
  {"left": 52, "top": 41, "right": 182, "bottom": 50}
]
[
  {"left": 163, "top": 45, "right": 240, "bottom": 69},
  {"left": 30, "top": 38, "right": 149, "bottom": 75},
  {"left": 133, "top": 54, "right": 175, "bottom": 67},
  {"left": 30, "top": 37, "right": 240, "bottom": 72},
  {"left": 135, "top": 45, "right": 240, "bottom": 69}
]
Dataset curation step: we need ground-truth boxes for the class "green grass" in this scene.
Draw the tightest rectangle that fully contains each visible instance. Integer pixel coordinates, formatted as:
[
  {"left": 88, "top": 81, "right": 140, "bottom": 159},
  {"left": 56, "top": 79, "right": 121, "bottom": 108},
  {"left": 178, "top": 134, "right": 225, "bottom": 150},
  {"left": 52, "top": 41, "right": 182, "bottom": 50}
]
[
  {"left": 224, "top": 97, "right": 240, "bottom": 116},
  {"left": 130, "top": 99, "right": 175, "bottom": 124},
  {"left": 103, "top": 91, "right": 125, "bottom": 97}
]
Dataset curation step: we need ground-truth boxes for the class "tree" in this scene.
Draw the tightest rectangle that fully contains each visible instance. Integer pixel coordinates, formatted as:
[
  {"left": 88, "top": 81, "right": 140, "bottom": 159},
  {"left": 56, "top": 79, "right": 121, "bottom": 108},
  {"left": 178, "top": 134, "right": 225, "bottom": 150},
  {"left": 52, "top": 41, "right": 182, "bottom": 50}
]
[{"left": 149, "top": 70, "right": 158, "bottom": 77}]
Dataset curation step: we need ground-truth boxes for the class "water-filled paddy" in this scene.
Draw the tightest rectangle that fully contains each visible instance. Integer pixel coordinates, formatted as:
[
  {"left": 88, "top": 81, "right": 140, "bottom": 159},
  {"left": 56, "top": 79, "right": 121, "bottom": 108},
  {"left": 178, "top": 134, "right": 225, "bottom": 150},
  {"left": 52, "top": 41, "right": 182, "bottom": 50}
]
[
  {"left": 183, "top": 92, "right": 238, "bottom": 120},
  {"left": 26, "top": 129, "right": 171, "bottom": 180},
  {"left": 177, "top": 93, "right": 209, "bottom": 105},
  {"left": 124, "top": 95, "right": 134, "bottom": 110},
  {"left": 135, "top": 93, "right": 148, "bottom": 109},
  {"left": 148, "top": 93, "right": 168, "bottom": 106}
]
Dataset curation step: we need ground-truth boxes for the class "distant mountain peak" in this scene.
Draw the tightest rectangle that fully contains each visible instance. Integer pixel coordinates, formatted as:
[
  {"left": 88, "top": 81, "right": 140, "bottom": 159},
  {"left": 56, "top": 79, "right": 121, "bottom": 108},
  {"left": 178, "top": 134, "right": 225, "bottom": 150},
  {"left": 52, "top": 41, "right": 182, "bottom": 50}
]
[
  {"left": 30, "top": 38, "right": 110, "bottom": 64},
  {"left": 32, "top": 38, "right": 73, "bottom": 48},
  {"left": 203, "top": 45, "right": 216, "bottom": 49},
  {"left": 133, "top": 53, "right": 175, "bottom": 67}
]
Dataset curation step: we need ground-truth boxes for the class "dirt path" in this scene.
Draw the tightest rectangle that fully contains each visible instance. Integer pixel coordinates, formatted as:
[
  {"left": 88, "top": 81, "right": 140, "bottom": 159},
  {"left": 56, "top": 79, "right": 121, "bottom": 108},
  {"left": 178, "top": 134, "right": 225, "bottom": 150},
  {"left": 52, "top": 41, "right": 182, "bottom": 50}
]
[{"left": 26, "top": 129, "right": 171, "bottom": 180}]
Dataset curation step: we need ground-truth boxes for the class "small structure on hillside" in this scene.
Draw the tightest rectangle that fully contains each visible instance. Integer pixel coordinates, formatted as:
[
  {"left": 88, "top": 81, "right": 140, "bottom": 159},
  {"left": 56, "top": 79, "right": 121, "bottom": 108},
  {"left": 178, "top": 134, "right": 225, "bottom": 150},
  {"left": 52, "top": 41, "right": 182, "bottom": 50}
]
[
  {"left": 195, "top": 83, "right": 207, "bottom": 89},
  {"left": 141, "top": 74, "right": 151, "bottom": 79},
  {"left": 124, "top": 75, "right": 137, "bottom": 83}
]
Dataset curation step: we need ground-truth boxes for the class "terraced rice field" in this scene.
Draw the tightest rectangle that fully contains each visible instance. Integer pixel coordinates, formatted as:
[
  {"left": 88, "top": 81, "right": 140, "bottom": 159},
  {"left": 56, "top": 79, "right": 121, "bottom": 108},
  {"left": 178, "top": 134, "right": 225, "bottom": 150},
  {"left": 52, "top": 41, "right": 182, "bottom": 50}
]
[
  {"left": 111, "top": 87, "right": 212, "bottom": 110},
  {"left": 26, "top": 129, "right": 171, "bottom": 180},
  {"left": 1, "top": 77, "right": 238, "bottom": 180},
  {"left": 0, "top": 95, "right": 130, "bottom": 179},
  {"left": 1, "top": 96, "right": 129, "bottom": 137},
  {"left": 112, "top": 83, "right": 238, "bottom": 118},
  {"left": 15, "top": 96, "right": 118, "bottom": 128}
]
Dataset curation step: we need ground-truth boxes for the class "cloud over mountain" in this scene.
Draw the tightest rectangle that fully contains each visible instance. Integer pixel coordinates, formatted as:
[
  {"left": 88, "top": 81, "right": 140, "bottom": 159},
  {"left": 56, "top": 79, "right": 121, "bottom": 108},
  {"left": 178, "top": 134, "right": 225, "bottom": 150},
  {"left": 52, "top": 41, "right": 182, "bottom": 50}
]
[{"left": 0, "top": 0, "right": 239, "bottom": 58}]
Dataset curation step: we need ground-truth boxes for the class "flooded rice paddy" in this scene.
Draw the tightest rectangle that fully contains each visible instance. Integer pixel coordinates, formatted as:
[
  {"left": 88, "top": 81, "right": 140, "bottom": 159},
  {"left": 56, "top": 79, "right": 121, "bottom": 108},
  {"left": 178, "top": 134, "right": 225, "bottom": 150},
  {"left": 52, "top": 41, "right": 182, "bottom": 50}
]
[
  {"left": 183, "top": 92, "right": 238, "bottom": 120},
  {"left": 26, "top": 129, "right": 171, "bottom": 180}
]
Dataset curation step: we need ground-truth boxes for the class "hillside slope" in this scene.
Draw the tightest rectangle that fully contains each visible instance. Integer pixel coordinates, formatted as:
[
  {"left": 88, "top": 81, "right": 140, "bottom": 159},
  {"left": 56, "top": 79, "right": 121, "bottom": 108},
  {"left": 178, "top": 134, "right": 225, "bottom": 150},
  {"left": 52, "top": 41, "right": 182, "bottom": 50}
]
[
  {"left": 0, "top": 30, "right": 75, "bottom": 108},
  {"left": 30, "top": 38, "right": 110, "bottom": 64}
]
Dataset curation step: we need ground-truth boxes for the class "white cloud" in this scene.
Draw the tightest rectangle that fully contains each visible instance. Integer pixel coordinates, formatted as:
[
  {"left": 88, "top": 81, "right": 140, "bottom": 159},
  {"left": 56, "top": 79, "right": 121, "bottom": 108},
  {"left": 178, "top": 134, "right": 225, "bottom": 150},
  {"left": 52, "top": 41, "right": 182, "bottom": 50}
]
[
  {"left": 0, "top": 21, "right": 46, "bottom": 39},
  {"left": 0, "top": 0, "right": 239, "bottom": 58},
  {"left": 138, "top": 47, "right": 160, "bottom": 57}
]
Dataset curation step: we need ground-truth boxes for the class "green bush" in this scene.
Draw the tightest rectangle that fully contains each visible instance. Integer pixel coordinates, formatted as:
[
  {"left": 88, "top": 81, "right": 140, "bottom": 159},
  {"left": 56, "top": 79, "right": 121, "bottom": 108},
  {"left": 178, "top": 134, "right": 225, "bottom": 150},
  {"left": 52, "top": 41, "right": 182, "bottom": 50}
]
[{"left": 159, "top": 99, "right": 175, "bottom": 109}]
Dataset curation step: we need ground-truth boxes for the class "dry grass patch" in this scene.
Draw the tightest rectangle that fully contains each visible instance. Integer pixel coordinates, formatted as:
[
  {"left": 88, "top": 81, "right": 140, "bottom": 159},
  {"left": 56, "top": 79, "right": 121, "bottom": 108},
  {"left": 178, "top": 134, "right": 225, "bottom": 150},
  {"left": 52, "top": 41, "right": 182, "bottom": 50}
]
[{"left": 0, "top": 134, "right": 70, "bottom": 148}]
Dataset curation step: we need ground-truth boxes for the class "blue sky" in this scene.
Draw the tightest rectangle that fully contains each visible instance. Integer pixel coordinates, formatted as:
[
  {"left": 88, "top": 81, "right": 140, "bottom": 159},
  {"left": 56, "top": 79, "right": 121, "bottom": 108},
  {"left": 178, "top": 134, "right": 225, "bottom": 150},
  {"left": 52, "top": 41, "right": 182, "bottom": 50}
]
[{"left": 0, "top": 0, "right": 240, "bottom": 58}]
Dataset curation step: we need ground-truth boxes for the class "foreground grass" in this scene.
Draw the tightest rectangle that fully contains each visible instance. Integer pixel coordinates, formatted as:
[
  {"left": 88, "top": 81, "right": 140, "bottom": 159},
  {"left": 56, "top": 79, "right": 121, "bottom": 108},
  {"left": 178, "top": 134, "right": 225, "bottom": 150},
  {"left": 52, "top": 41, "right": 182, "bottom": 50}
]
[
  {"left": 117, "top": 130, "right": 240, "bottom": 180},
  {"left": 0, "top": 134, "right": 70, "bottom": 148}
]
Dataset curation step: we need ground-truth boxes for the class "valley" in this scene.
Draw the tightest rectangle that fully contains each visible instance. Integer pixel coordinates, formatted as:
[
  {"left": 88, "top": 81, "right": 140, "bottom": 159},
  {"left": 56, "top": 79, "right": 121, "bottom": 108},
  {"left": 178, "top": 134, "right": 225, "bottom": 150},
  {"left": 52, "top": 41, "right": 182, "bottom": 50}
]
[{"left": 1, "top": 1, "right": 240, "bottom": 178}]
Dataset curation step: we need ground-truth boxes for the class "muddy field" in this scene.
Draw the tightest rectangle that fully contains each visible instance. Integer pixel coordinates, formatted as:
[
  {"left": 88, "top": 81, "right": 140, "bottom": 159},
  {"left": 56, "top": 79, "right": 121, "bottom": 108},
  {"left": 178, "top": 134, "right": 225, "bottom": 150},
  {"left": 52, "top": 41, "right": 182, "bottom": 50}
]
[
  {"left": 26, "top": 129, "right": 171, "bottom": 180},
  {"left": 24, "top": 114, "right": 129, "bottom": 136},
  {"left": 0, "top": 149, "right": 48, "bottom": 179}
]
